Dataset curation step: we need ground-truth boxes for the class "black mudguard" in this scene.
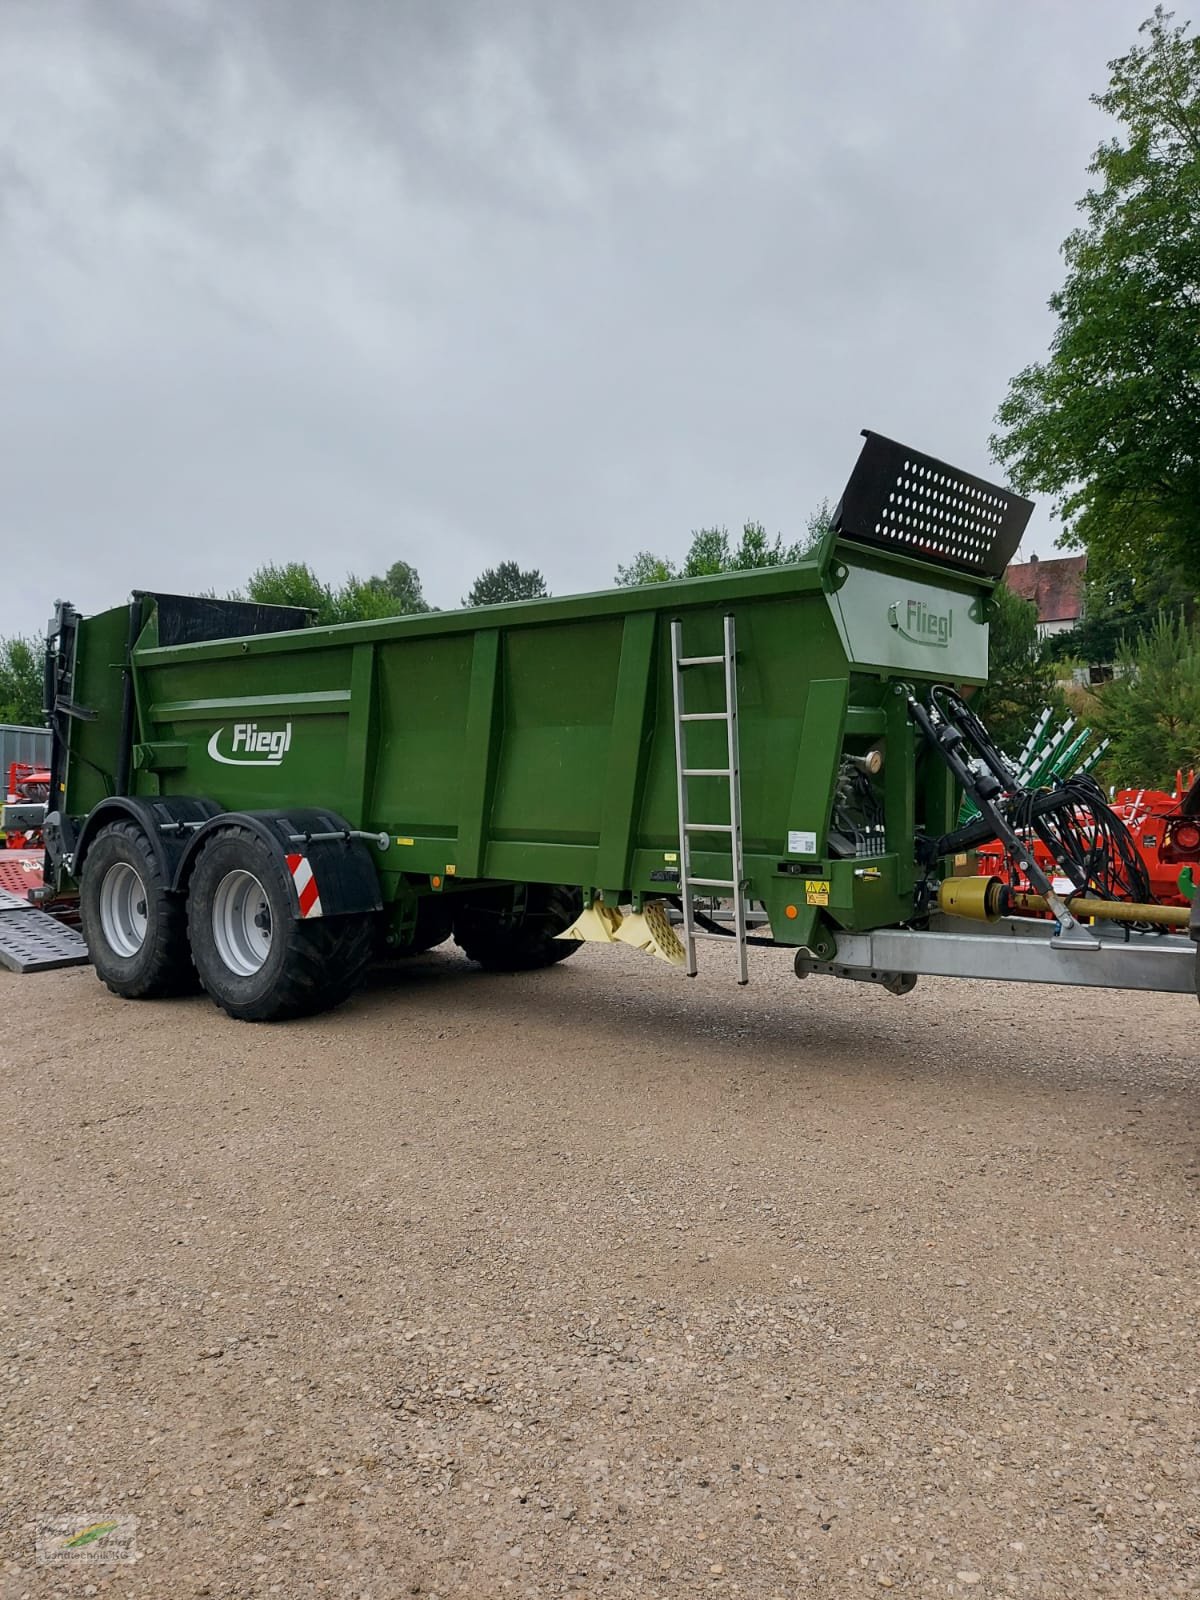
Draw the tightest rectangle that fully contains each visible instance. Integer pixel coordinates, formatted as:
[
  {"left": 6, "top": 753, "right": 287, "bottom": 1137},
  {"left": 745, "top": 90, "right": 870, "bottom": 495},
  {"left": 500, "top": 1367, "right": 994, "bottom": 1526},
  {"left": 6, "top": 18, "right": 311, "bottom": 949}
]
[{"left": 174, "top": 807, "right": 382, "bottom": 920}]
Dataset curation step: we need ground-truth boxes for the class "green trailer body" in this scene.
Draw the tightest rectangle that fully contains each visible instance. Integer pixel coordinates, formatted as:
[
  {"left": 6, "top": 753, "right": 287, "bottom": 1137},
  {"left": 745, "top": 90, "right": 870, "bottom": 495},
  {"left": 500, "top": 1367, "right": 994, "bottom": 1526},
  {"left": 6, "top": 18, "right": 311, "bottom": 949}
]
[
  {"left": 35, "top": 430, "right": 1194, "bottom": 1018},
  {"left": 52, "top": 503, "right": 993, "bottom": 959}
]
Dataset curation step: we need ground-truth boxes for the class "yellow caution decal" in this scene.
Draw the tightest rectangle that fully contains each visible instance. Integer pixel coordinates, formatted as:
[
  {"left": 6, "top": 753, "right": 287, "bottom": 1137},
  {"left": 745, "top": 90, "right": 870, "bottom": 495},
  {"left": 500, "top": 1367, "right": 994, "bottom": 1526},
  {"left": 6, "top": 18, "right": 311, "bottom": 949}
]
[
  {"left": 613, "top": 901, "right": 686, "bottom": 966},
  {"left": 805, "top": 879, "right": 830, "bottom": 906}
]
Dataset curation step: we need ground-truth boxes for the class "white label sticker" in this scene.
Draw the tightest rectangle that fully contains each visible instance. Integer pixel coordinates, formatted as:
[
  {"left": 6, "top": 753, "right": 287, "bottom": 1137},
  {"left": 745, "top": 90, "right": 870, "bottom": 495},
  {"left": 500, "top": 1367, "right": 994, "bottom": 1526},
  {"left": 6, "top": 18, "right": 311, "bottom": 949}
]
[{"left": 787, "top": 830, "right": 818, "bottom": 855}]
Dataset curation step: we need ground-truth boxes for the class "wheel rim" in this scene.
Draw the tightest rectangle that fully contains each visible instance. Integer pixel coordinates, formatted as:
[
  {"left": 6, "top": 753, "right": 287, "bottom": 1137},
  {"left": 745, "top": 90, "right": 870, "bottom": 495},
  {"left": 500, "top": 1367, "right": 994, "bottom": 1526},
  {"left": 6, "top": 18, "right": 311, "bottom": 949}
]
[
  {"left": 99, "top": 862, "right": 148, "bottom": 958},
  {"left": 212, "top": 869, "right": 273, "bottom": 977}
]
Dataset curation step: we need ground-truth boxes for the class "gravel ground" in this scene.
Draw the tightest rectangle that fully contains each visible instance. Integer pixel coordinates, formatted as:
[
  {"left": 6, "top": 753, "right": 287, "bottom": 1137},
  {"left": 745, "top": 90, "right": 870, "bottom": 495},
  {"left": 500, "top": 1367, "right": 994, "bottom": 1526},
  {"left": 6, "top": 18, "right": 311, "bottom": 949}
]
[{"left": 2, "top": 940, "right": 1199, "bottom": 1599}]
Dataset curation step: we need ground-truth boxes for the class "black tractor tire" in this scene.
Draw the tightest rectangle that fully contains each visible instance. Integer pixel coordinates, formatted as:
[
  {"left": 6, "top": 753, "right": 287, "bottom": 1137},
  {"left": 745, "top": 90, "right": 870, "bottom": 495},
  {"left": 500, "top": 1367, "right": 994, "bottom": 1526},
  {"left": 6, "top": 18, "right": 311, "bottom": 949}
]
[
  {"left": 186, "top": 826, "right": 373, "bottom": 1022},
  {"left": 79, "top": 820, "right": 196, "bottom": 999},
  {"left": 454, "top": 883, "right": 583, "bottom": 972}
]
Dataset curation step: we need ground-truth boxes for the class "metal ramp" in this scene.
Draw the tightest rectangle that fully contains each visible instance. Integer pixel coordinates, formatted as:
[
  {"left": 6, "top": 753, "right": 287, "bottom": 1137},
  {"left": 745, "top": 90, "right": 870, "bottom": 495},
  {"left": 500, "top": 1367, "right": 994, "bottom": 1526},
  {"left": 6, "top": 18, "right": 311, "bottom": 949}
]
[
  {"left": 669, "top": 614, "right": 749, "bottom": 984},
  {"left": 0, "top": 887, "right": 89, "bottom": 974}
]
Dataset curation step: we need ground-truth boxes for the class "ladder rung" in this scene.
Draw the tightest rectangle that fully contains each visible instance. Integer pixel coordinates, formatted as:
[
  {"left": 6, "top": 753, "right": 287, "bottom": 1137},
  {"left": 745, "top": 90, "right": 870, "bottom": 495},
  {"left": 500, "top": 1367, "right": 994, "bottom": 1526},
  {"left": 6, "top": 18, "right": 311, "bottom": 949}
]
[
  {"left": 685, "top": 822, "right": 733, "bottom": 832},
  {"left": 677, "top": 654, "right": 724, "bottom": 667},
  {"left": 681, "top": 768, "right": 731, "bottom": 778},
  {"left": 693, "top": 928, "right": 736, "bottom": 941},
  {"left": 688, "top": 876, "right": 737, "bottom": 889},
  {"left": 679, "top": 712, "right": 728, "bottom": 722}
]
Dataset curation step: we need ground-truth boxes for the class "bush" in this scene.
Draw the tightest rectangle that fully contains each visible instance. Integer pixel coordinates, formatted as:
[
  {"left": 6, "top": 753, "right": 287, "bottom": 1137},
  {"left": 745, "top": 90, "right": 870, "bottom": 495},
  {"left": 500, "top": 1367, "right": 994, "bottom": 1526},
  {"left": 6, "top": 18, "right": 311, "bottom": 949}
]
[{"left": 1091, "top": 612, "right": 1200, "bottom": 787}]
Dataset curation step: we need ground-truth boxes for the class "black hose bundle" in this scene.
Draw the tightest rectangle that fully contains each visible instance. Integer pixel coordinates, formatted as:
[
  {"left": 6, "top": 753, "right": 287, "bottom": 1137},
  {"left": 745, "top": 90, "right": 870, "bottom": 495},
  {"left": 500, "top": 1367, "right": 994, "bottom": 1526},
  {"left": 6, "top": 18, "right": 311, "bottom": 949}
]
[
  {"left": 920, "top": 686, "right": 1156, "bottom": 906},
  {"left": 1011, "top": 773, "right": 1154, "bottom": 904}
]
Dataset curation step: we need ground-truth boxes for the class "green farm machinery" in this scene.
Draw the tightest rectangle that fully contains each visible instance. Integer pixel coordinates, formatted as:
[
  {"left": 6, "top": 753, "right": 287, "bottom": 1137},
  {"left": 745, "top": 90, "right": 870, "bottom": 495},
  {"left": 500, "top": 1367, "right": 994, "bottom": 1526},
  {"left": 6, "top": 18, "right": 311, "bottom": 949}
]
[{"left": 17, "top": 431, "right": 1197, "bottom": 1017}]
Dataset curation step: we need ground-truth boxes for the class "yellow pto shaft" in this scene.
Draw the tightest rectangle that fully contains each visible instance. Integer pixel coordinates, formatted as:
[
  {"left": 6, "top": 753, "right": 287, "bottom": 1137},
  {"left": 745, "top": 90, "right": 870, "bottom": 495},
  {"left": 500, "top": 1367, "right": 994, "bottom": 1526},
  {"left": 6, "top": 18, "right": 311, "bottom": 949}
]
[{"left": 938, "top": 876, "right": 1190, "bottom": 929}]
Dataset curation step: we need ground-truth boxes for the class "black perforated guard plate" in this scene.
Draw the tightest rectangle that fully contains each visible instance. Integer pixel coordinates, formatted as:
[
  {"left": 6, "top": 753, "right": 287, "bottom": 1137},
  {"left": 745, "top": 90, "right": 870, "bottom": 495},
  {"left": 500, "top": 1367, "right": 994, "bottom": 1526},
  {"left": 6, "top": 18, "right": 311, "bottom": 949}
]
[{"left": 832, "top": 431, "right": 1034, "bottom": 579}]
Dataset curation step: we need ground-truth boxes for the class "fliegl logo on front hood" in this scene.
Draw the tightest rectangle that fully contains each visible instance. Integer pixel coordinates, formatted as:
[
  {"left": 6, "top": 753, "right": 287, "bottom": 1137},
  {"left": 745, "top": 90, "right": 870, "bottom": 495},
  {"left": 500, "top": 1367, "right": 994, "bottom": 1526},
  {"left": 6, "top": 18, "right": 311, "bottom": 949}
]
[
  {"left": 207, "top": 722, "right": 293, "bottom": 766},
  {"left": 888, "top": 598, "right": 954, "bottom": 647}
]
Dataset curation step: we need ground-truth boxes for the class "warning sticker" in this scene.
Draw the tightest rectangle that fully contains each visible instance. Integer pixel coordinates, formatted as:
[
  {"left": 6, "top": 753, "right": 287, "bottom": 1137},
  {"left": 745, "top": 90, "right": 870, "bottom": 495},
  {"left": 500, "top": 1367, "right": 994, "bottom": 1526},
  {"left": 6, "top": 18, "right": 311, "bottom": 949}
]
[
  {"left": 787, "top": 830, "right": 818, "bottom": 855},
  {"left": 805, "top": 880, "right": 830, "bottom": 906}
]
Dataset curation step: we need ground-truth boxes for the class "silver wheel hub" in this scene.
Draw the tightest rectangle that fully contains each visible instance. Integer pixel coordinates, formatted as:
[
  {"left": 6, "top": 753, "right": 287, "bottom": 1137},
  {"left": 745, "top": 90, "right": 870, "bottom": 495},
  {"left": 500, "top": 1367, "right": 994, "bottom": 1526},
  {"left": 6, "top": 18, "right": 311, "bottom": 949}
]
[
  {"left": 99, "top": 862, "right": 148, "bottom": 958},
  {"left": 212, "top": 869, "right": 273, "bottom": 977}
]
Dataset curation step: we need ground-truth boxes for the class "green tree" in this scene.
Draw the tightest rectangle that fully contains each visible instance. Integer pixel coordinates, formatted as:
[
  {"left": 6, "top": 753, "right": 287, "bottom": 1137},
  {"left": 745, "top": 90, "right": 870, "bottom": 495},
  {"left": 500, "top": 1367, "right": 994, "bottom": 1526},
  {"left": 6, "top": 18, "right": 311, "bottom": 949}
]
[
  {"left": 800, "top": 499, "right": 834, "bottom": 556},
  {"left": 243, "top": 562, "right": 337, "bottom": 620},
  {"left": 615, "top": 551, "right": 677, "bottom": 586},
  {"left": 242, "top": 560, "right": 430, "bottom": 624},
  {"left": 336, "top": 576, "right": 414, "bottom": 623},
  {"left": 463, "top": 561, "right": 548, "bottom": 606},
  {"left": 373, "top": 560, "right": 431, "bottom": 614},
  {"left": 976, "top": 585, "right": 1067, "bottom": 756},
  {"left": 0, "top": 636, "right": 45, "bottom": 726},
  {"left": 1090, "top": 610, "right": 1200, "bottom": 786},
  {"left": 991, "top": 7, "right": 1200, "bottom": 602},
  {"left": 614, "top": 513, "right": 822, "bottom": 587},
  {"left": 679, "top": 526, "right": 733, "bottom": 577}
]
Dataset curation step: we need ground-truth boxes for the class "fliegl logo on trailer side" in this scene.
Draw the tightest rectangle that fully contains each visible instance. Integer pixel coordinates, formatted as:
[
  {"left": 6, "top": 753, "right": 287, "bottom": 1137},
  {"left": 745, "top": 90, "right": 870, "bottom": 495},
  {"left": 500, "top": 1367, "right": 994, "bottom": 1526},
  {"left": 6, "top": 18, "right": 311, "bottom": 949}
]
[
  {"left": 888, "top": 598, "right": 954, "bottom": 647},
  {"left": 207, "top": 722, "right": 293, "bottom": 767}
]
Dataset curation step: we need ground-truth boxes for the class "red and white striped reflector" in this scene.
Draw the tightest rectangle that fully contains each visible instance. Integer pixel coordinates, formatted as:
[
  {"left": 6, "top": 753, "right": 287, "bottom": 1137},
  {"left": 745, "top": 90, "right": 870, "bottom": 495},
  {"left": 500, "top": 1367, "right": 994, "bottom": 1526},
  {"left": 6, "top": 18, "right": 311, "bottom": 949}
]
[{"left": 285, "top": 853, "right": 323, "bottom": 918}]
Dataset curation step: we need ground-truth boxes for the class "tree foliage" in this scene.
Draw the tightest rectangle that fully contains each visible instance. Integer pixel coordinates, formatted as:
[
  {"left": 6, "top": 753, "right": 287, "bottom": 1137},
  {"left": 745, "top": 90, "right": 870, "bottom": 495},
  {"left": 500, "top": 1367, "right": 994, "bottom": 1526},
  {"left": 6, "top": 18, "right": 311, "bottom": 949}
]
[
  {"left": 614, "top": 506, "right": 830, "bottom": 587},
  {"left": 975, "top": 585, "right": 1067, "bottom": 756},
  {"left": 1090, "top": 610, "right": 1200, "bottom": 786},
  {"left": 614, "top": 551, "right": 677, "bottom": 586},
  {"left": 0, "top": 636, "right": 44, "bottom": 727},
  {"left": 991, "top": 6, "right": 1200, "bottom": 601},
  {"left": 464, "top": 561, "right": 548, "bottom": 606},
  {"left": 241, "top": 558, "right": 431, "bottom": 624},
  {"left": 242, "top": 562, "right": 339, "bottom": 620},
  {"left": 374, "top": 560, "right": 431, "bottom": 615}
]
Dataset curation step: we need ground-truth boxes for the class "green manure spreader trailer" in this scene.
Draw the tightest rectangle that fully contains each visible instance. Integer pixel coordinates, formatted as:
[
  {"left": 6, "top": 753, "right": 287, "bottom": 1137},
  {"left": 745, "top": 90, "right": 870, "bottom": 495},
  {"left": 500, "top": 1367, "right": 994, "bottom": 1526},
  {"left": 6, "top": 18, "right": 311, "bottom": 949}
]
[{"left": 31, "top": 432, "right": 1199, "bottom": 1020}]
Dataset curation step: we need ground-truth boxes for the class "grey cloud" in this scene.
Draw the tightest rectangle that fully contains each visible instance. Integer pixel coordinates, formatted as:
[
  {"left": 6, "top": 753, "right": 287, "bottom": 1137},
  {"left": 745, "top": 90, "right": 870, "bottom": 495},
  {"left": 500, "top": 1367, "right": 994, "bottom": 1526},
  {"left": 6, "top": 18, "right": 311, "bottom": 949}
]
[{"left": 0, "top": 0, "right": 1139, "bottom": 635}]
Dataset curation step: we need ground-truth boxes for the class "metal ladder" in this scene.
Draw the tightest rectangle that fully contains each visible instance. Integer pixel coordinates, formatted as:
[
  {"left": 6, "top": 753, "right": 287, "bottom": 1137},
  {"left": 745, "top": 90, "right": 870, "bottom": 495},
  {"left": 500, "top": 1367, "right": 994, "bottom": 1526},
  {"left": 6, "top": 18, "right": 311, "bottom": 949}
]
[{"left": 669, "top": 614, "right": 749, "bottom": 985}]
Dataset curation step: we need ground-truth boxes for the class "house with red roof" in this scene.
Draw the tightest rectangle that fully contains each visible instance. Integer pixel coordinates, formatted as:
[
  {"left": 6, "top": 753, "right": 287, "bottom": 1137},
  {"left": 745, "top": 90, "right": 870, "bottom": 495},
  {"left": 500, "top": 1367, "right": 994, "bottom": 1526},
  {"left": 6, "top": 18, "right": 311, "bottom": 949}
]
[{"left": 1004, "top": 553, "right": 1088, "bottom": 638}]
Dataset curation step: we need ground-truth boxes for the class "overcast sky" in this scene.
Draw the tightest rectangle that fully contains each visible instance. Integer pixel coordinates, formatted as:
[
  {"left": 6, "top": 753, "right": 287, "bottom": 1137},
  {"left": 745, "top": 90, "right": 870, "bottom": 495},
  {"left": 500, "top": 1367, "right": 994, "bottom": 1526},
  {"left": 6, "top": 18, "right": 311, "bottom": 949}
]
[{"left": 0, "top": 0, "right": 1156, "bottom": 635}]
